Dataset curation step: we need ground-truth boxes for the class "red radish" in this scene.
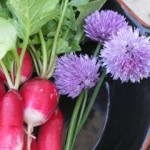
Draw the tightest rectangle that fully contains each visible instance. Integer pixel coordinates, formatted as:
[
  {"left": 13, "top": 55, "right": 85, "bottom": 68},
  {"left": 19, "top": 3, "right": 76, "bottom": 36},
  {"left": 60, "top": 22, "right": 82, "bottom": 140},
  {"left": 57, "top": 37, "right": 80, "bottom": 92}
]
[
  {"left": 17, "top": 48, "right": 33, "bottom": 84},
  {"left": 19, "top": 77, "right": 59, "bottom": 150},
  {"left": 0, "top": 90, "right": 24, "bottom": 149},
  {"left": 0, "top": 68, "right": 6, "bottom": 82},
  {"left": 37, "top": 108, "right": 64, "bottom": 150},
  {"left": 0, "top": 79, "right": 6, "bottom": 107},
  {"left": 30, "top": 138, "right": 36, "bottom": 150},
  {"left": 0, "top": 48, "right": 33, "bottom": 85}
]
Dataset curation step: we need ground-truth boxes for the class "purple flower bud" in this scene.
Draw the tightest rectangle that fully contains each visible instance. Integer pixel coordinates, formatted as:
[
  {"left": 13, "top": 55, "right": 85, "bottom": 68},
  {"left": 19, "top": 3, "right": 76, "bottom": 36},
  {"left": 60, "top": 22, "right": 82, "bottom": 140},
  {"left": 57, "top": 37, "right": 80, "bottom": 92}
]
[
  {"left": 84, "top": 10, "right": 128, "bottom": 42},
  {"left": 54, "top": 53, "right": 100, "bottom": 98}
]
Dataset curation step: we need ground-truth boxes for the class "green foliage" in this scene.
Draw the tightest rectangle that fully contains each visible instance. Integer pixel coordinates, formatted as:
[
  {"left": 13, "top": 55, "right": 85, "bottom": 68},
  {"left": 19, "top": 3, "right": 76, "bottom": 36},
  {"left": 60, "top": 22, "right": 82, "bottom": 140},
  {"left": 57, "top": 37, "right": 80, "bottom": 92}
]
[
  {"left": 0, "top": 17, "right": 17, "bottom": 60},
  {"left": 7, "top": 0, "right": 59, "bottom": 39},
  {"left": 3, "top": 51, "right": 14, "bottom": 71},
  {"left": 0, "top": 0, "right": 107, "bottom": 82},
  {"left": 69, "top": 0, "right": 89, "bottom": 7},
  {"left": 0, "top": 0, "right": 8, "bottom": 8},
  {"left": 56, "top": 38, "right": 71, "bottom": 54},
  {"left": 6, "top": 0, "right": 106, "bottom": 54},
  {"left": 0, "top": 8, "right": 11, "bottom": 19}
]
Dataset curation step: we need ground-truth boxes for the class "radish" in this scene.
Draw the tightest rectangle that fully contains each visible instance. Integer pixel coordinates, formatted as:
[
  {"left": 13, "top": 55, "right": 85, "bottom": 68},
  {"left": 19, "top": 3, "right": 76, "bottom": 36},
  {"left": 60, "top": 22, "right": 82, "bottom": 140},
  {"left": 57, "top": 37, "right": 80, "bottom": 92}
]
[
  {"left": 19, "top": 77, "right": 59, "bottom": 150},
  {"left": 17, "top": 48, "right": 33, "bottom": 84},
  {"left": 37, "top": 108, "right": 64, "bottom": 150},
  {"left": 30, "top": 138, "right": 36, "bottom": 150},
  {"left": 0, "top": 68, "right": 6, "bottom": 82},
  {"left": 0, "top": 79, "right": 6, "bottom": 107},
  {"left": 0, "top": 89, "right": 24, "bottom": 150},
  {"left": 0, "top": 48, "right": 33, "bottom": 85}
]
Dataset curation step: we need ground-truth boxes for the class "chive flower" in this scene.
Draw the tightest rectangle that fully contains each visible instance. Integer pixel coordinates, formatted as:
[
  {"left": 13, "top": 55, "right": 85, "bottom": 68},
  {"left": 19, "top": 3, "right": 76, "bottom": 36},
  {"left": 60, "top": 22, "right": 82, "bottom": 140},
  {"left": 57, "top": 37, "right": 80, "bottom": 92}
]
[
  {"left": 100, "top": 26, "right": 150, "bottom": 83},
  {"left": 84, "top": 10, "right": 128, "bottom": 42},
  {"left": 54, "top": 53, "right": 100, "bottom": 98}
]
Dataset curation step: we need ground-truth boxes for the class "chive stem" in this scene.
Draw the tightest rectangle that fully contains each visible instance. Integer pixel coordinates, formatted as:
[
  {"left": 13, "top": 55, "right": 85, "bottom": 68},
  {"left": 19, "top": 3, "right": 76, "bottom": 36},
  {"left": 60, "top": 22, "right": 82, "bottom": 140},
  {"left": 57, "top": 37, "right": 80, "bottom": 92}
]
[
  {"left": 64, "top": 91, "right": 84, "bottom": 150},
  {"left": 77, "top": 71, "right": 106, "bottom": 135},
  {"left": 93, "top": 42, "right": 101, "bottom": 57},
  {"left": 70, "top": 89, "right": 88, "bottom": 150}
]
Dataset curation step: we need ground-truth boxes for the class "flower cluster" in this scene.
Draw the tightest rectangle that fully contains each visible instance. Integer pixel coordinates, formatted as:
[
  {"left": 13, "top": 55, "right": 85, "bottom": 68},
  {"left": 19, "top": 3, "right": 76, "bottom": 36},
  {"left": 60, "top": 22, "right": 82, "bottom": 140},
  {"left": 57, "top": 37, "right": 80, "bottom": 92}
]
[
  {"left": 84, "top": 10, "right": 128, "bottom": 42},
  {"left": 54, "top": 53, "right": 100, "bottom": 98},
  {"left": 54, "top": 9, "right": 150, "bottom": 99},
  {"left": 100, "top": 27, "right": 150, "bottom": 82}
]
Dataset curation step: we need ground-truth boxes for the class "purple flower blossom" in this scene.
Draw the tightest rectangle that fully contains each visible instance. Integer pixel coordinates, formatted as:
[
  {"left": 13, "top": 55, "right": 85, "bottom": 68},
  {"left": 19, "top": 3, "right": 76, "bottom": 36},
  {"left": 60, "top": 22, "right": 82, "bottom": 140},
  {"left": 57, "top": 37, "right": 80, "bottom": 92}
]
[
  {"left": 84, "top": 10, "right": 128, "bottom": 42},
  {"left": 100, "top": 26, "right": 150, "bottom": 83},
  {"left": 54, "top": 53, "right": 100, "bottom": 98}
]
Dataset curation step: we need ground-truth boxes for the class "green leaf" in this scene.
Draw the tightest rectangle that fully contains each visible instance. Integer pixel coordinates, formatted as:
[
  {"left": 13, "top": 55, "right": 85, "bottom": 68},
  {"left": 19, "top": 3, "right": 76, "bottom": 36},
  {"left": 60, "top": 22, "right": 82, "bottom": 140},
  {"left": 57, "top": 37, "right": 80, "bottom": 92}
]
[
  {"left": 0, "top": 0, "right": 8, "bottom": 8},
  {"left": 63, "top": 8, "right": 77, "bottom": 31},
  {"left": 42, "top": 20, "right": 58, "bottom": 37},
  {"left": 69, "top": 0, "right": 89, "bottom": 7},
  {"left": 29, "top": 34, "right": 40, "bottom": 45},
  {"left": 7, "top": 0, "right": 59, "bottom": 39},
  {"left": 0, "top": 17, "right": 17, "bottom": 60},
  {"left": 70, "top": 39, "right": 81, "bottom": 51},
  {"left": 34, "top": 48, "right": 41, "bottom": 60},
  {"left": 3, "top": 51, "right": 14, "bottom": 71},
  {"left": 0, "top": 8, "right": 11, "bottom": 19},
  {"left": 56, "top": 38, "right": 71, "bottom": 54}
]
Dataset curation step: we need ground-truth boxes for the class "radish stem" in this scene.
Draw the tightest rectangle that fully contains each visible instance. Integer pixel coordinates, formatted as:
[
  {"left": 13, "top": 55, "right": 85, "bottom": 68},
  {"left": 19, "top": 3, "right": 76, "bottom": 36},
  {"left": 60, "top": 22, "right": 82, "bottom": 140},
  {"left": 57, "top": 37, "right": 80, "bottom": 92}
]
[
  {"left": 39, "top": 30, "right": 47, "bottom": 77},
  {"left": 47, "top": 56, "right": 57, "bottom": 79},
  {"left": 13, "top": 48, "right": 21, "bottom": 89},
  {"left": 19, "top": 34, "right": 29, "bottom": 71},
  {"left": 29, "top": 44, "right": 42, "bottom": 75},
  {"left": 47, "top": 0, "right": 69, "bottom": 78},
  {"left": 15, "top": 31, "right": 29, "bottom": 89},
  {"left": 29, "top": 49, "right": 40, "bottom": 75},
  {"left": 0, "top": 60, "right": 13, "bottom": 88}
]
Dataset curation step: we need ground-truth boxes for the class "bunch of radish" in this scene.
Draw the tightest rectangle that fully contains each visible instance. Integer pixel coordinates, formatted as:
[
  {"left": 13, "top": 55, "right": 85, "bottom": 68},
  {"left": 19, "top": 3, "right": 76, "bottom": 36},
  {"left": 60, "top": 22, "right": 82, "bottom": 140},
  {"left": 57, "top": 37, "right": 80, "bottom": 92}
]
[
  {"left": 0, "top": 47, "right": 64, "bottom": 150},
  {"left": 0, "top": 1, "right": 66, "bottom": 147}
]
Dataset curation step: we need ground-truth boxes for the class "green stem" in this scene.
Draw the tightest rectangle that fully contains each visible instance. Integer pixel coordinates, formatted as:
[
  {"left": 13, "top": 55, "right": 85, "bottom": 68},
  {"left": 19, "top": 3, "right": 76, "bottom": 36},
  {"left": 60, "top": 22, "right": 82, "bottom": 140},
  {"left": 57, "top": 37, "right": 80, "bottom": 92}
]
[
  {"left": 70, "top": 89, "right": 88, "bottom": 150},
  {"left": 47, "top": 0, "right": 69, "bottom": 78},
  {"left": 10, "top": 61, "right": 15, "bottom": 85},
  {"left": 29, "top": 44, "right": 42, "bottom": 74},
  {"left": 77, "top": 70, "right": 106, "bottom": 135},
  {"left": 20, "top": 34, "right": 29, "bottom": 65},
  {"left": 0, "top": 60, "right": 13, "bottom": 89},
  {"left": 64, "top": 91, "right": 84, "bottom": 150},
  {"left": 15, "top": 31, "right": 30, "bottom": 89},
  {"left": 93, "top": 42, "right": 101, "bottom": 57},
  {"left": 28, "top": 49, "right": 40, "bottom": 76},
  {"left": 15, "top": 5, "right": 30, "bottom": 88},
  {"left": 39, "top": 30, "right": 47, "bottom": 77},
  {"left": 76, "top": 90, "right": 88, "bottom": 131},
  {"left": 13, "top": 48, "right": 21, "bottom": 90},
  {"left": 47, "top": 59, "right": 56, "bottom": 79}
]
